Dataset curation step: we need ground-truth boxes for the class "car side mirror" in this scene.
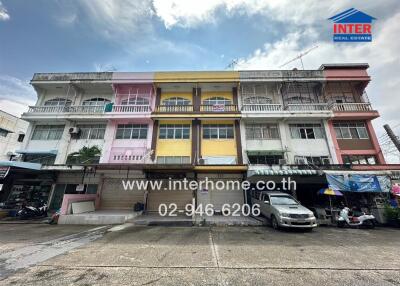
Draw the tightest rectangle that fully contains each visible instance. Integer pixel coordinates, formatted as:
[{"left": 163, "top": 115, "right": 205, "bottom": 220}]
[{"left": 264, "top": 200, "right": 270, "bottom": 204}]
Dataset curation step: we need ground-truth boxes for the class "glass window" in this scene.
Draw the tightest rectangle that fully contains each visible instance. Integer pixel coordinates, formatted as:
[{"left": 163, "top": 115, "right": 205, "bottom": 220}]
[
  {"left": 243, "top": 96, "right": 272, "bottom": 104},
  {"left": 295, "top": 156, "right": 330, "bottom": 165},
  {"left": 248, "top": 154, "right": 283, "bottom": 165},
  {"left": 23, "top": 154, "right": 56, "bottom": 165},
  {"left": 159, "top": 124, "right": 190, "bottom": 139},
  {"left": 121, "top": 97, "right": 149, "bottom": 105},
  {"left": 246, "top": 124, "right": 280, "bottom": 140},
  {"left": 289, "top": 124, "right": 324, "bottom": 139},
  {"left": 82, "top": 98, "right": 110, "bottom": 106},
  {"left": 333, "top": 122, "right": 369, "bottom": 139},
  {"left": 157, "top": 156, "right": 190, "bottom": 164},
  {"left": 115, "top": 124, "right": 148, "bottom": 139},
  {"left": 203, "top": 97, "right": 232, "bottom": 105},
  {"left": 44, "top": 98, "right": 71, "bottom": 106},
  {"left": 203, "top": 124, "right": 234, "bottom": 139},
  {"left": 162, "top": 97, "right": 191, "bottom": 106},
  {"left": 342, "top": 155, "right": 377, "bottom": 165},
  {"left": 31, "top": 125, "right": 64, "bottom": 140},
  {"left": 77, "top": 124, "right": 106, "bottom": 140}
]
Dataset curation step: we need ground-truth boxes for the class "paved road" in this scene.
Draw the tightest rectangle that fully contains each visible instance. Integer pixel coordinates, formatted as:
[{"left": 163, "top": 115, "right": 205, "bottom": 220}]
[{"left": 1, "top": 224, "right": 400, "bottom": 285}]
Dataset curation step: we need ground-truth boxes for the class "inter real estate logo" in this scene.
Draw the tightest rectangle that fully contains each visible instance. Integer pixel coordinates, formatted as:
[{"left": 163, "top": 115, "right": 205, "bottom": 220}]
[{"left": 329, "top": 8, "right": 376, "bottom": 42}]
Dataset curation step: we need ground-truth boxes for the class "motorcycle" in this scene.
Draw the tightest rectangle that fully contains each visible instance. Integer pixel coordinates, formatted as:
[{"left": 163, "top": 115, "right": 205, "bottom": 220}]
[
  {"left": 337, "top": 207, "right": 376, "bottom": 229},
  {"left": 17, "top": 202, "right": 48, "bottom": 220}
]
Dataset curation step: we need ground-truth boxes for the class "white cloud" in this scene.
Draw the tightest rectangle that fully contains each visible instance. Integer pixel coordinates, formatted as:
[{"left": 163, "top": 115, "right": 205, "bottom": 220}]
[
  {"left": 0, "top": 1, "right": 10, "bottom": 21},
  {"left": 0, "top": 75, "right": 36, "bottom": 117}
]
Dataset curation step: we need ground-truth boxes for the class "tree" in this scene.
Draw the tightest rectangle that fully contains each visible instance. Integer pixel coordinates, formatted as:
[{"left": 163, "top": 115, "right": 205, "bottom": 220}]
[{"left": 67, "top": 146, "right": 102, "bottom": 164}]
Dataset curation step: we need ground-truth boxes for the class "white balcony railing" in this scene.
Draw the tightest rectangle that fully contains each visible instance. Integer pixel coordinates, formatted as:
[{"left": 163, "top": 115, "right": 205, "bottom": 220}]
[
  {"left": 285, "top": 103, "right": 330, "bottom": 111},
  {"left": 156, "top": 105, "right": 193, "bottom": 112},
  {"left": 111, "top": 105, "right": 151, "bottom": 113},
  {"left": 241, "top": 104, "right": 283, "bottom": 112},
  {"left": 330, "top": 103, "right": 373, "bottom": 112},
  {"left": 27, "top": 105, "right": 105, "bottom": 114}
]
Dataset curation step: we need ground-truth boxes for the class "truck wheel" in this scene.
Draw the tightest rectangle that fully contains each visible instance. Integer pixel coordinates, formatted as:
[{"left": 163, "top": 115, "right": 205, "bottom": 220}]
[{"left": 271, "top": 215, "right": 279, "bottom": 230}]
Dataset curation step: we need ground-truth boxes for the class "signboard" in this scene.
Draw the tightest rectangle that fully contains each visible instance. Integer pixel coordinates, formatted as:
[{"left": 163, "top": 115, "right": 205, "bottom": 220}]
[
  {"left": 212, "top": 104, "right": 225, "bottom": 112},
  {"left": 0, "top": 167, "right": 10, "bottom": 179},
  {"left": 326, "top": 174, "right": 390, "bottom": 192}
]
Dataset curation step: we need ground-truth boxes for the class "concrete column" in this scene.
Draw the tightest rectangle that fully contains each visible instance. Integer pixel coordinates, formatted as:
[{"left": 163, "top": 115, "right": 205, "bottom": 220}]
[
  {"left": 323, "top": 119, "right": 339, "bottom": 164},
  {"left": 100, "top": 120, "right": 115, "bottom": 163},
  {"left": 278, "top": 120, "right": 292, "bottom": 163},
  {"left": 239, "top": 120, "right": 248, "bottom": 164},
  {"left": 235, "top": 120, "right": 243, "bottom": 165},
  {"left": 55, "top": 122, "right": 73, "bottom": 164},
  {"left": 367, "top": 120, "right": 386, "bottom": 164}
]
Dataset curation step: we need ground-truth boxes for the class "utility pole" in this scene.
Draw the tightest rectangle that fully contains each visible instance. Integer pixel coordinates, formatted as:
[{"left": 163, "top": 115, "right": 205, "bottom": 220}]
[{"left": 383, "top": 124, "right": 400, "bottom": 153}]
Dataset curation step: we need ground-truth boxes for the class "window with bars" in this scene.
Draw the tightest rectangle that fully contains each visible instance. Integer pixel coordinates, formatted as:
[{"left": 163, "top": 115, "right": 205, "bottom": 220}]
[
  {"left": 294, "top": 156, "right": 330, "bottom": 165},
  {"left": 243, "top": 96, "right": 273, "bottom": 104},
  {"left": 76, "top": 124, "right": 106, "bottom": 140},
  {"left": 284, "top": 83, "right": 319, "bottom": 103},
  {"left": 159, "top": 124, "right": 190, "bottom": 139},
  {"left": 247, "top": 154, "right": 283, "bottom": 165},
  {"left": 202, "top": 97, "right": 232, "bottom": 105},
  {"left": 31, "top": 125, "right": 65, "bottom": 140},
  {"left": 121, "top": 97, "right": 149, "bottom": 105},
  {"left": 115, "top": 124, "right": 148, "bottom": 139},
  {"left": 82, "top": 98, "right": 110, "bottom": 106},
  {"left": 157, "top": 156, "right": 191, "bottom": 164},
  {"left": 245, "top": 124, "right": 280, "bottom": 140},
  {"left": 333, "top": 122, "right": 369, "bottom": 139},
  {"left": 342, "top": 155, "right": 377, "bottom": 165},
  {"left": 327, "top": 82, "right": 358, "bottom": 102},
  {"left": 203, "top": 124, "right": 234, "bottom": 139},
  {"left": 44, "top": 98, "right": 71, "bottom": 106},
  {"left": 289, "top": 123, "right": 324, "bottom": 139},
  {"left": 162, "top": 97, "right": 191, "bottom": 105}
]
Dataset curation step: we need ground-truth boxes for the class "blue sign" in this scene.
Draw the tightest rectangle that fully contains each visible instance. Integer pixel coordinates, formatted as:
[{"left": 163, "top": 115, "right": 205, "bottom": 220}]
[
  {"left": 329, "top": 8, "right": 376, "bottom": 42},
  {"left": 326, "top": 174, "right": 388, "bottom": 192}
]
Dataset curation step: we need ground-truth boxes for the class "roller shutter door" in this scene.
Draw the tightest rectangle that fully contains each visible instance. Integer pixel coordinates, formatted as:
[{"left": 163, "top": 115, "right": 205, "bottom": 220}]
[
  {"left": 100, "top": 178, "right": 145, "bottom": 210},
  {"left": 147, "top": 190, "right": 193, "bottom": 212}
]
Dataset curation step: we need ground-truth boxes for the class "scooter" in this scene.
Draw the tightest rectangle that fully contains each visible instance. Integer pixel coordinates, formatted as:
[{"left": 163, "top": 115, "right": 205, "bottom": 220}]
[
  {"left": 337, "top": 207, "right": 376, "bottom": 229},
  {"left": 17, "top": 202, "right": 48, "bottom": 220}
]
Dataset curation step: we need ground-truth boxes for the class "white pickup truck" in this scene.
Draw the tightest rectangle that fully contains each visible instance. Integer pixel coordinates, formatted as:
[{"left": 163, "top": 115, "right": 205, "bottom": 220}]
[{"left": 251, "top": 191, "right": 317, "bottom": 230}]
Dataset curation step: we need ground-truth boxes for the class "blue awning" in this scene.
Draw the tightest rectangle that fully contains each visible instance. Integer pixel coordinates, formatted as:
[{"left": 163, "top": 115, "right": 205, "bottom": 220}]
[
  {"left": 16, "top": 149, "right": 58, "bottom": 155},
  {"left": 0, "top": 161, "right": 42, "bottom": 170}
]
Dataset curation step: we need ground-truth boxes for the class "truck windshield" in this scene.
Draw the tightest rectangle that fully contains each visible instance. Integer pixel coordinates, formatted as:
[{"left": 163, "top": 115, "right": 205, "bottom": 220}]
[{"left": 270, "top": 196, "right": 298, "bottom": 205}]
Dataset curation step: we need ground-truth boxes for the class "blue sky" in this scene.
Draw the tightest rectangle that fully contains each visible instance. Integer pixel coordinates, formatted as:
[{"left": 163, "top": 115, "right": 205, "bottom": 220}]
[{"left": 0, "top": 0, "right": 400, "bottom": 160}]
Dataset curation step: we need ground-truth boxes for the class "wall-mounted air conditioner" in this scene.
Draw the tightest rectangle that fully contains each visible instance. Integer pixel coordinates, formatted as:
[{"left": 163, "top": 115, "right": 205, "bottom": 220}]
[
  {"left": 278, "top": 159, "right": 287, "bottom": 165},
  {"left": 68, "top": 127, "right": 80, "bottom": 134}
]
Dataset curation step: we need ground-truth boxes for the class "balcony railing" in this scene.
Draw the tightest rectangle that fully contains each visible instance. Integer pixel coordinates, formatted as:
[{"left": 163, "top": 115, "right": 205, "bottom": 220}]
[
  {"left": 242, "top": 104, "right": 283, "bottom": 112},
  {"left": 200, "top": 104, "right": 238, "bottom": 112},
  {"left": 285, "top": 103, "right": 330, "bottom": 111},
  {"left": 27, "top": 105, "right": 105, "bottom": 114},
  {"left": 330, "top": 103, "right": 373, "bottom": 112},
  {"left": 155, "top": 105, "right": 193, "bottom": 112},
  {"left": 109, "top": 149, "right": 153, "bottom": 164},
  {"left": 111, "top": 104, "right": 151, "bottom": 113}
]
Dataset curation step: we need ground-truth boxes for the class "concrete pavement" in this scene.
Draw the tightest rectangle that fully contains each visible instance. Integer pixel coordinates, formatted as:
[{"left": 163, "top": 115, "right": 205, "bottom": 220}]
[{"left": 1, "top": 224, "right": 400, "bottom": 285}]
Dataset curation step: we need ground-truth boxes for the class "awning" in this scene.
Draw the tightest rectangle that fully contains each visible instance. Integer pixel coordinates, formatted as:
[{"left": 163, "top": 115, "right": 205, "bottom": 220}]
[
  {"left": 16, "top": 149, "right": 58, "bottom": 155},
  {"left": 250, "top": 167, "right": 318, "bottom": 176},
  {"left": 0, "top": 161, "right": 42, "bottom": 170}
]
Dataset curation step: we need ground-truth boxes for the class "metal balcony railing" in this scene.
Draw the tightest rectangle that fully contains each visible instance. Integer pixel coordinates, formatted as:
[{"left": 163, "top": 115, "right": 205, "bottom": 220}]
[
  {"left": 330, "top": 102, "right": 373, "bottom": 112},
  {"left": 241, "top": 104, "right": 283, "bottom": 112},
  {"left": 27, "top": 105, "right": 105, "bottom": 114},
  {"left": 200, "top": 104, "right": 238, "bottom": 112},
  {"left": 155, "top": 105, "right": 193, "bottom": 112},
  {"left": 111, "top": 105, "right": 151, "bottom": 113}
]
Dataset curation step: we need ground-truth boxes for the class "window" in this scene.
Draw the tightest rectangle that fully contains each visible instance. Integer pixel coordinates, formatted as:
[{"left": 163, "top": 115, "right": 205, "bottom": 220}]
[
  {"left": 157, "top": 156, "right": 190, "bottom": 164},
  {"left": 115, "top": 124, "right": 148, "bottom": 139},
  {"left": 290, "top": 124, "right": 324, "bottom": 139},
  {"left": 294, "top": 156, "right": 330, "bottom": 165},
  {"left": 82, "top": 98, "right": 110, "bottom": 106},
  {"left": 246, "top": 124, "right": 279, "bottom": 140},
  {"left": 23, "top": 154, "right": 56, "bottom": 165},
  {"left": 284, "top": 83, "right": 318, "bottom": 103},
  {"left": 203, "top": 97, "right": 232, "bottom": 105},
  {"left": 121, "top": 97, "right": 149, "bottom": 105},
  {"left": 17, "top": 134, "right": 25, "bottom": 142},
  {"left": 333, "top": 122, "right": 369, "bottom": 139},
  {"left": 342, "top": 155, "right": 377, "bottom": 165},
  {"left": 44, "top": 98, "right": 71, "bottom": 106},
  {"left": 159, "top": 124, "right": 190, "bottom": 139},
  {"left": 247, "top": 154, "right": 283, "bottom": 165},
  {"left": 162, "top": 97, "right": 191, "bottom": 106},
  {"left": 203, "top": 124, "right": 234, "bottom": 139},
  {"left": 77, "top": 124, "right": 106, "bottom": 140},
  {"left": 31, "top": 125, "right": 64, "bottom": 140},
  {"left": 327, "top": 82, "right": 357, "bottom": 103},
  {"left": 243, "top": 96, "right": 273, "bottom": 104}
]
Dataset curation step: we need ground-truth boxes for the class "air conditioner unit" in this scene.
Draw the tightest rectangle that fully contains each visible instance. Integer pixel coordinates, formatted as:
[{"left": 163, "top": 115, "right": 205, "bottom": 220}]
[
  {"left": 278, "top": 159, "right": 287, "bottom": 165},
  {"left": 295, "top": 158, "right": 307, "bottom": 165},
  {"left": 68, "top": 127, "right": 80, "bottom": 134},
  {"left": 198, "top": 158, "right": 205, "bottom": 165}
]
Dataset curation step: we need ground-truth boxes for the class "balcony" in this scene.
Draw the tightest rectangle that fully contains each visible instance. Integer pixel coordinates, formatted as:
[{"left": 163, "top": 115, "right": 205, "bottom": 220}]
[
  {"left": 242, "top": 104, "right": 283, "bottom": 112},
  {"left": 200, "top": 104, "right": 238, "bottom": 112},
  {"left": 155, "top": 105, "right": 194, "bottom": 112},
  {"left": 330, "top": 102, "right": 373, "bottom": 112},
  {"left": 26, "top": 105, "right": 105, "bottom": 114},
  {"left": 285, "top": 103, "right": 330, "bottom": 111},
  {"left": 111, "top": 104, "right": 151, "bottom": 113}
]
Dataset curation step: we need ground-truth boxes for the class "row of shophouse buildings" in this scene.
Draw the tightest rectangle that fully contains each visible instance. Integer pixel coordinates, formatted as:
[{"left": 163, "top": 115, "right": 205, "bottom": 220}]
[{"left": 0, "top": 63, "right": 399, "bottom": 220}]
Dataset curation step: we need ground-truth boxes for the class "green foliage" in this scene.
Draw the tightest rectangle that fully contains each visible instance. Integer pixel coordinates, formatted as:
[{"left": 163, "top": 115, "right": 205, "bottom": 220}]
[
  {"left": 67, "top": 146, "right": 101, "bottom": 164},
  {"left": 384, "top": 204, "right": 400, "bottom": 221}
]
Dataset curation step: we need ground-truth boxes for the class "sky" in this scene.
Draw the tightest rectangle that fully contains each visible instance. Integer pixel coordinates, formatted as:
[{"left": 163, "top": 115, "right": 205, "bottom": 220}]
[{"left": 0, "top": 0, "right": 399, "bottom": 161}]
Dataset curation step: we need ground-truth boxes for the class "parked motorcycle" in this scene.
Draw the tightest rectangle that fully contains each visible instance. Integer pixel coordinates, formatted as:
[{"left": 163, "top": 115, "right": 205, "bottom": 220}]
[
  {"left": 17, "top": 202, "right": 48, "bottom": 220},
  {"left": 337, "top": 207, "right": 376, "bottom": 229}
]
